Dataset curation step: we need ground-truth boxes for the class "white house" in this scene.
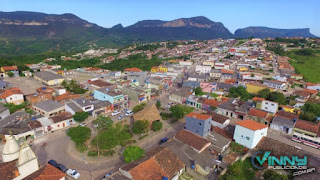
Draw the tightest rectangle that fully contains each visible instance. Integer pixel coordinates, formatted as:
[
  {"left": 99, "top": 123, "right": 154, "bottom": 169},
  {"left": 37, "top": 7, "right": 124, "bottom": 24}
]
[
  {"left": 179, "top": 60, "right": 193, "bottom": 66},
  {"left": 210, "top": 112, "right": 230, "bottom": 129},
  {"left": 260, "top": 100, "right": 278, "bottom": 114},
  {"left": 195, "top": 65, "right": 211, "bottom": 74},
  {"left": 263, "top": 80, "right": 287, "bottom": 90},
  {"left": 0, "top": 87, "right": 24, "bottom": 105},
  {"left": 233, "top": 120, "right": 268, "bottom": 149}
]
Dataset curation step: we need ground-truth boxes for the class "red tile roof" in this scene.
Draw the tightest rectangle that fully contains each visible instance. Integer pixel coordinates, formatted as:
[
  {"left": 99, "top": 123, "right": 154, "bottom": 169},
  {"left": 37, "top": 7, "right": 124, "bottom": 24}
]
[
  {"left": 129, "top": 158, "right": 167, "bottom": 180},
  {"left": 50, "top": 112, "right": 73, "bottom": 123},
  {"left": 1, "top": 65, "right": 18, "bottom": 71},
  {"left": 248, "top": 108, "right": 268, "bottom": 119},
  {"left": 252, "top": 97, "right": 265, "bottom": 102},
  {"left": 0, "top": 160, "right": 19, "bottom": 180},
  {"left": 236, "top": 120, "right": 268, "bottom": 131},
  {"left": 186, "top": 112, "right": 211, "bottom": 120},
  {"left": 0, "top": 87, "right": 23, "bottom": 98},
  {"left": 54, "top": 92, "right": 80, "bottom": 102},
  {"left": 295, "top": 120, "right": 320, "bottom": 135},
  {"left": 24, "top": 164, "right": 66, "bottom": 180},
  {"left": 207, "top": 112, "right": 229, "bottom": 124},
  {"left": 124, "top": 67, "right": 142, "bottom": 72},
  {"left": 175, "top": 129, "right": 211, "bottom": 151}
]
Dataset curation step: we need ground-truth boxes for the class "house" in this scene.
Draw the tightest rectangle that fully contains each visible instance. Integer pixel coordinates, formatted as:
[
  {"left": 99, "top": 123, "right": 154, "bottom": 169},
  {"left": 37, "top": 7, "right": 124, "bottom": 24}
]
[
  {"left": 33, "top": 100, "right": 65, "bottom": 117},
  {"left": 0, "top": 66, "right": 19, "bottom": 77},
  {"left": 217, "top": 99, "right": 253, "bottom": 119},
  {"left": 195, "top": 65, "right": 211, "bottom": 74},
  {"left": 151, "top": 65, "right": 168, "bottom": 73},
  {"left": 279, "top": 105, "right": 300, "bottom": 115},
  {"left": 119, "top": 146, "right": 185, "bottom": 180},
  {"left": 0, "top": 103, "right": 10, "bottom": 120},
  {"left": 247, "top": 108, "right": 273, "bottom": 125},
  {"left": 220, "top": 69, "right": 234, "bottom": 81},
  {"left": 210, "top": 70, "right": 222, "bottom": 80},
  {"left": 185, "top": 95, "right": 202, "bottom": 109},
  {"left": 174, "top": 129, "right": 211, "bottom": 153},
  {"left": 88, "top": 79, "right": 115, "bottom": 89},
  {"left": 169, "top": 87, "right": 192, "bottom": 103},
  {"left": 91, "top": 99, "right": 113, "bottom": 116},
  {"left": 209, "top": 127, "right": 232, "bottom": 153},
  {"left": 145, "top": 77, "right": 164, "bottom": 90},
  {"left": 179, "top": 60, "right": 193, "bottom": 66},
  {"left": 24, "top": 164, "right": 66, "bottom": 180},
  {"left": 293, "top": 119, "right": 320, "bottom": 140},
  {"left": 26, "top": 87, "right": 54, "bottom": 105},
  {"left": 34, "top": 71, "right": 65, "bottom": 86},
  {"left": 263, "top": 80, "right": 287, "bottom": 90},
  {"left": 0, "top": 87, "right": 24, "bottom": 105},
  {"left": 306, "top": 82, "right": 320, "bottom": 91},
  {"left": 208, "top": 112, "right": 230, "bottom": 129},
  {"left": 133, "top": 104, "right": 160, "bottom": 124},
  {"left": 201, "top": 97, "right": 229, "bottom": 111},
  {"left": 182, "top": 81, "right": 200, "bottom": 88},
  {"left": 71, "top": 97, "right": 94, "bottom": 113},
  {"left": 187, "top": 74, "right": 208, "bottom": 82},
  {"left": 293, "top": 89, "right": 318, "bottom": 102},
  {"left": 233, "top": 120, "right": 268, "bottom": 149},
  {"left": 49, "top": 112, "right": 75, "bottom": 131},
  {"left": 65, "top": 102, "right": 83, "bottom": 115},
  {"left": 256, "top": 99, "right": 279, "bottom": 114},
  {"left": 200, "top": 82, "right": 217, "bottom": 93},
  {"left": 0, "top": 135, "right": 39, "bottom": 180},
  {"left": 123, "top": 86, "right": 151, "bottom": 103},
  {"left": 94, "top": 88, "right": 128, "bottom": 109},
  {"left": 270, "top": 115, "right": 296, "bottom": 134},
  {"left": 185, "top": 112, "right": 212, "bottom": 137},
  {"left": 124, "top": 67, "right": 142, "bottom": 73},
  {"left": 0, "top": 80, "right": 11, "bottom": 89}
]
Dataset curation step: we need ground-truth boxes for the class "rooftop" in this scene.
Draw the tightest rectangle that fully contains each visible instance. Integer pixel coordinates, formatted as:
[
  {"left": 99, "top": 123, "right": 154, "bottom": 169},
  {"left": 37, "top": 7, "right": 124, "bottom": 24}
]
[
  {"left": 33, "top": 100, "right": 64, "bottom": 112},
  {"left": 0, "top": 87, "right": 23, "bottom": 98},
  {"left": 50, "top": 112, "right": 73, "bottom": 123},
  {"left": 186, "top": 112, "right": 211, "bottom": 120},
  {"left": 295, "top": 119, "right": 320, "bottom": 135},
  {"left": 34, "top": 71, "right": 64, "bottom": 81},
  {"left": 236, "top": 119, "right": 268, "bottom": 131},
  {"left": 174, "top": 129, "right": 211, "bottom": 151},
  {"left": 24, "top": 164, "right": 66, "bottom": 180}
]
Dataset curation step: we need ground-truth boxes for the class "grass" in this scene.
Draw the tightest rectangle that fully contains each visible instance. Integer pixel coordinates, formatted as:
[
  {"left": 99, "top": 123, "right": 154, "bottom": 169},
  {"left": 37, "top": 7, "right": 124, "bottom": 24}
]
[{"left": 288, "top": 52, "right": 320, "bottom": 83}]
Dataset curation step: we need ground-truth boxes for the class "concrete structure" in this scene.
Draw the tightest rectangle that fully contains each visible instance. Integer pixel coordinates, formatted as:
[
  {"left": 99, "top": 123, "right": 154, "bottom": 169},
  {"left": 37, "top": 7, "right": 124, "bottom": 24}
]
[
  {"left": 270, "top": 116, "right": 296, "bottom": 134},
  {"left": 33, "top": 71, "right": 64, "bottom": 86},
  {"left": 185, "top": 112, "right": 212, "bottom": 137},
  {"left": 258, "top": 100, "right": 278, "bottom": 114},
  {"left": 33, "top": 100, "right": 65, "bottom": 117},
  {"left": 195, "top": 65, "right": 211, "bottom": 74},
  {"left": 0, "top": 103, "right": 10, "bottom": 120},
  {"left": 0, "top": 87, "right": 24, "bottom": 105},
  {"left": 233, "top": 120, "right": 268, "bottom": 149}
]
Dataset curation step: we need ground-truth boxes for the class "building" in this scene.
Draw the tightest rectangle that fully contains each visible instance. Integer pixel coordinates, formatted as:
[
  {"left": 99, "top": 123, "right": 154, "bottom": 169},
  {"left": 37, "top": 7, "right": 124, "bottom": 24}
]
[
  {"left": 247, "top": 108, "right": 272, "bottom": 125},
  {"left": 24, "top": 164, "right": 66, "bottom": 180},
  {"left": 0, "top": 103, "right": 10, "bottom": 120},
  {"left": 34, "top": 71, "right": 64, "bottom": 86},
  {"left": 169, "top": 87, "right": 192, "bottom": 104},
  {"left": 233, "top": 120, "right": 268, "bottom": 149},
  {"left": 94, "top": 87, "right": 128, "bottom": 109},
  {"left": 255, "top": 99, "right": 279, "bottom": 114},
  {"left": 0, "top": 135, "right": 39, "bottom": 180},
  {"left": 208, "top": 112, "right": 230, "bottom": 129},
  {"left": 1, "top": 66, "right": 19, "bottom": 77},
  {"left": 200, "top": 82, "right": 217, "bottom": 93},
  {"left": 270, "top": 116, "right": 296, "bottom": 134},
  {"left": 123, "top": 86, "right": 151, "bottom": 103},
  {"left": 174, "top": 129, "right": 211, "bottom": 153},
  {"left": 48, "top": 112, "right": 75, "bottom": 131},
  {"left": 0, "top": 87, "right": 24, "bottom": 105},
  {"left": 185, "top": 112, "right": 212, "bottom": 137},
  {"left": 124, "top": 67, "right": 142, "bottom": 73},
  {"left": 263, "top": 80, "right": 287, "bottom": 90},
  {"left": 71, "top": 97, "right": 94, "bottom": 113},
  {"left": 88, "top": 79, "right": 115, "bottom": 89},
  {"left": 293, "top": 119, "right": 320, "bottom": 140},
  {"left": 33, "top": 100, "right": 65, "bottom": 117},
  {"left": 119, "top": 146, "right": 185, "bottom": 180},
  {"left": 195, "top": 65, "right": 211, "bottom": 74}
]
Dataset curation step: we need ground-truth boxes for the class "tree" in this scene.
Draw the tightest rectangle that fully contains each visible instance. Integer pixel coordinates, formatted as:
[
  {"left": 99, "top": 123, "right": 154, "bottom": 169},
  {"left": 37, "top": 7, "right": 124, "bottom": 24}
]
[
  {"left": 67, "top": 127, "right": 91, "bottom": 152},
  {"left": 92, "top": 116, "right": 113, "bottom": 130},
  {"left": 194, "top": 87, "right": 204, "bottom": 96},
  {"left": 73, "top": 112, "right": 89, "bottom": 122},
  {"left": 263, "top": 170, "right": 288, "bottom": 180},
  {"left": 123, "top": 146, "right": 145, "bottom": 163},
  {"left": 151, "top": 121, "right": 163, "bottom": 131},
  {"left": 132, "top": 120, "right": 149, "bottom": 134},
  {"left": 266, "top": 92, "right": 287, "bottom": 105},
  {"left": 228, "top": 86, "right": 251, "bottom": 101},
  {"left": 156, "top": 100, "right": 161, "bottom": 110},
  {"left": 132, "top": 103, "right": 147, "bottom": 113},
  {"left": 169, "top": 105, "right": 185, "bottom": 119},
  {"left": 300, "top": 111, "right": 317, "bottom": 122},
  {"left": 258, "top": 88, "right": 271, "bottom": 99},
  {"left": 6, "top": 71, "right": 14, "bottom": 77}
]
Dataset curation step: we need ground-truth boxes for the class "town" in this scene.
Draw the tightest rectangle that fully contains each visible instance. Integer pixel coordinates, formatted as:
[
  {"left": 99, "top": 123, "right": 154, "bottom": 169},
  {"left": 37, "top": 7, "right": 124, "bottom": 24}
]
[{"left": 1, "top": 37, "right": 320, "bottom": 180}]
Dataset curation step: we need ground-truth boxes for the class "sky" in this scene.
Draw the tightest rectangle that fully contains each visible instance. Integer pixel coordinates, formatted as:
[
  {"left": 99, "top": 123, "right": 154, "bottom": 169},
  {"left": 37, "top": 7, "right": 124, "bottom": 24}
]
[{"left": 1, "top": 0, "right": 320, "bottom": 36}]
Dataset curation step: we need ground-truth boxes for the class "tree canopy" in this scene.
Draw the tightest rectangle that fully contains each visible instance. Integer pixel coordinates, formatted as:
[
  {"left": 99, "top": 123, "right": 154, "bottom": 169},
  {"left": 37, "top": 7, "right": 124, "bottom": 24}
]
[
  {"left": 169, "top": 104, "right": 194, "bottom": 120},
  {"left": 132, "top": 103, "right": 147, "bottom": 113},
  {"left": 132, "top": 120, "right": 149, "bottom": 134},
  {"left": 151, "top": 121, "right": 163, "bottom": 131},
  {"left": 73, "top": 111, "right": 89, "bottom": 122},
  {"left": 228, "top": 86, "right": 252, "bottom": 101},
  {"left": 62, "top": 79, "right": 86, "bottom": 94},
  {"left": 123, "top": 146, "right": 145, "bottom": 163},
  {"left": 92, "top": 116, "right": 113, "bottom": 131},
  {"left": 67, "top": 126, "right": 91, "bottom": 152},
  {"left": 263, "top": 170, "right": 288, "bottom": 180}
]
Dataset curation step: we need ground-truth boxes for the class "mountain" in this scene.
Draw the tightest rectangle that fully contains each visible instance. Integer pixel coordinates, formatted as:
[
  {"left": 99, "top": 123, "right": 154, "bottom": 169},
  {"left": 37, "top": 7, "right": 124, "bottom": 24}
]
[
  {"left": 124, "top": 16, "right": 234, "bottom": 40},
  {"left": 234, "top": 26, "right": 317, "bottom": 38}
]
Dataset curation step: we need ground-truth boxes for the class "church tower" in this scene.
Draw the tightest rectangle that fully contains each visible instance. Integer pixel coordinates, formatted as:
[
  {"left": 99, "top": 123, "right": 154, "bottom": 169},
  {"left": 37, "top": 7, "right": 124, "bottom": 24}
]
[{"left": 1, "top": 135, "right": 20, "bottom": 162}]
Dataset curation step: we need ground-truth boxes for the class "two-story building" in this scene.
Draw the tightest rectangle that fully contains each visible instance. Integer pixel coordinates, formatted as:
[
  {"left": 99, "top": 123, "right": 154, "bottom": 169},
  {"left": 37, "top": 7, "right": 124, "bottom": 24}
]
[{"left": 185, "top": 112, "right": 212, "bottom": 137}]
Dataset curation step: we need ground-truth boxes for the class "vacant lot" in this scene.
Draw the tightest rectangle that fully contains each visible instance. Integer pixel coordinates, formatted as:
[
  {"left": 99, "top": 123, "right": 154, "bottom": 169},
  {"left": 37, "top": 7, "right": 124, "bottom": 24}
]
[
  {"left": 289, "top": 52, "right": 320, "bottom": 83},
  {"left": 4, "top": 77, "right": 44, "bottom": 95}
]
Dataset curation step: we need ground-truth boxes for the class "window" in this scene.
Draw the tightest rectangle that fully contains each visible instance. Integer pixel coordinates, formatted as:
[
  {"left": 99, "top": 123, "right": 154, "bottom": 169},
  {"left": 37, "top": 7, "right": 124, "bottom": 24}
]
[
  {"left": 265, "top": 102, "right": 268, "bottom": 105},
  {"left": 271, "top": 104, "right": 274, "bottom": 106},
  {"left": 199, "top": 123, "right": 202, "bottom": 126},
  {"left": 265, "top": 107, "right": 268, "bottom": 109}
]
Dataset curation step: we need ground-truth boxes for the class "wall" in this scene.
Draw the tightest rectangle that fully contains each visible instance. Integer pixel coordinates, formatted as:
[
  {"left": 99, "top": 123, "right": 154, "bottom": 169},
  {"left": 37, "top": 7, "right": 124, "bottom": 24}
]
[
  {"left": 261, "top": 100, "right": 278, "bottom": 114},
  {"left": 0, "top": 108, "right": 10, "bottom": 120},
  {"left": 6, "top": 94, "right": 24, "bottom": 105},
  {"left": 185, "top": 116, "right": 211, "bottom": 137},
  {"left": 234, "top": 126, "right": 267, "bottom": 149},
  {"left": 94, "top": 90, "right": 114, "bottom": 103}
]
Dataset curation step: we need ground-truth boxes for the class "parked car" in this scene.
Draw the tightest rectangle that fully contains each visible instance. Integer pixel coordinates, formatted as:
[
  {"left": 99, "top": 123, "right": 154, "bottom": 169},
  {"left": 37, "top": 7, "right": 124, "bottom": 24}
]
[
  {"left": 79, "top": 123, "right": 86, "bottom": 127},
  {"left": 125, "top": 110, "right": 133, "bottom": 116},
  {"left": 122, "top": 108, "right": 129, "bottom": 113},
  {"left": 57, "top": 163, "right": 68, "bottom": 172},
  {"left": 165, "top": 105, "right": 171, "bottom": 109},
  {"left": 48, "top": 160, "right": 58, "bottom": 168},
  {"left": 111, "top": 111, "right": 120, "bottom": 116},
  {"left": 66, "top": 169, "right": 80, "bottom": 179},
  {"left": 101, "top": 172, "right": 113, "bottom": 180},
  {"left": 159, "top": 137, "right": 169, "bottom": 145},
  {"left": 118, "top": 115, "right": 125, "bottom": 120}
]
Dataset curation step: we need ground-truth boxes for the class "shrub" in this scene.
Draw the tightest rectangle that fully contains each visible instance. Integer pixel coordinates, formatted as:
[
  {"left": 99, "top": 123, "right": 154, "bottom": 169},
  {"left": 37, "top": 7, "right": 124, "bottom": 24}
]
[
  {"left": 123, "top": 146, "right": 145, "bottom": 163},
  {"left": 102, "top": 150, "right": 115, "bottom": 157},
  {"left": 132, "top": 103, "right": 147, "bottom": 113},
  {"left": 151, "top": 121, "right": 163, "bottom": 131},
  {"left": 132, "top": 120, "right": 149, "bottom": 134},
  {"left": 73, "top": 111, "right": 89, "bottom": 122},
  {"left": 87, "top": 150, "right": 98, "bottom": 157}
]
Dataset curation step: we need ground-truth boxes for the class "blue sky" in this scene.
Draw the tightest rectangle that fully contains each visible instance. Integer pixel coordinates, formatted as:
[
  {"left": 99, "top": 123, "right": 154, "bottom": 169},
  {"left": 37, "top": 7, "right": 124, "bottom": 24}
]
[{"left": 2, "top": 0, "right": 320, "bottom": 36}]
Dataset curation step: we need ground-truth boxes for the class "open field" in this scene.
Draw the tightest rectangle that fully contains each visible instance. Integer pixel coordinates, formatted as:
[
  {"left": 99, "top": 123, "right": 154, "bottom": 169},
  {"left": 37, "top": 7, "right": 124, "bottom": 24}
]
[{"left": 289, "top": 52, "right": 320, "bottom": 83}]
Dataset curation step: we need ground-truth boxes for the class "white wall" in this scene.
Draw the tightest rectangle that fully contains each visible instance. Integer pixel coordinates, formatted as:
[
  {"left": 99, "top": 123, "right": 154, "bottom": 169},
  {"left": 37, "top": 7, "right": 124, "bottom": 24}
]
[
  {"left": 234, "top": 125, "right": 267, "bottom": 149},
  {"left": 261, "top": 100, "right": 278, "bottom": 114}
]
